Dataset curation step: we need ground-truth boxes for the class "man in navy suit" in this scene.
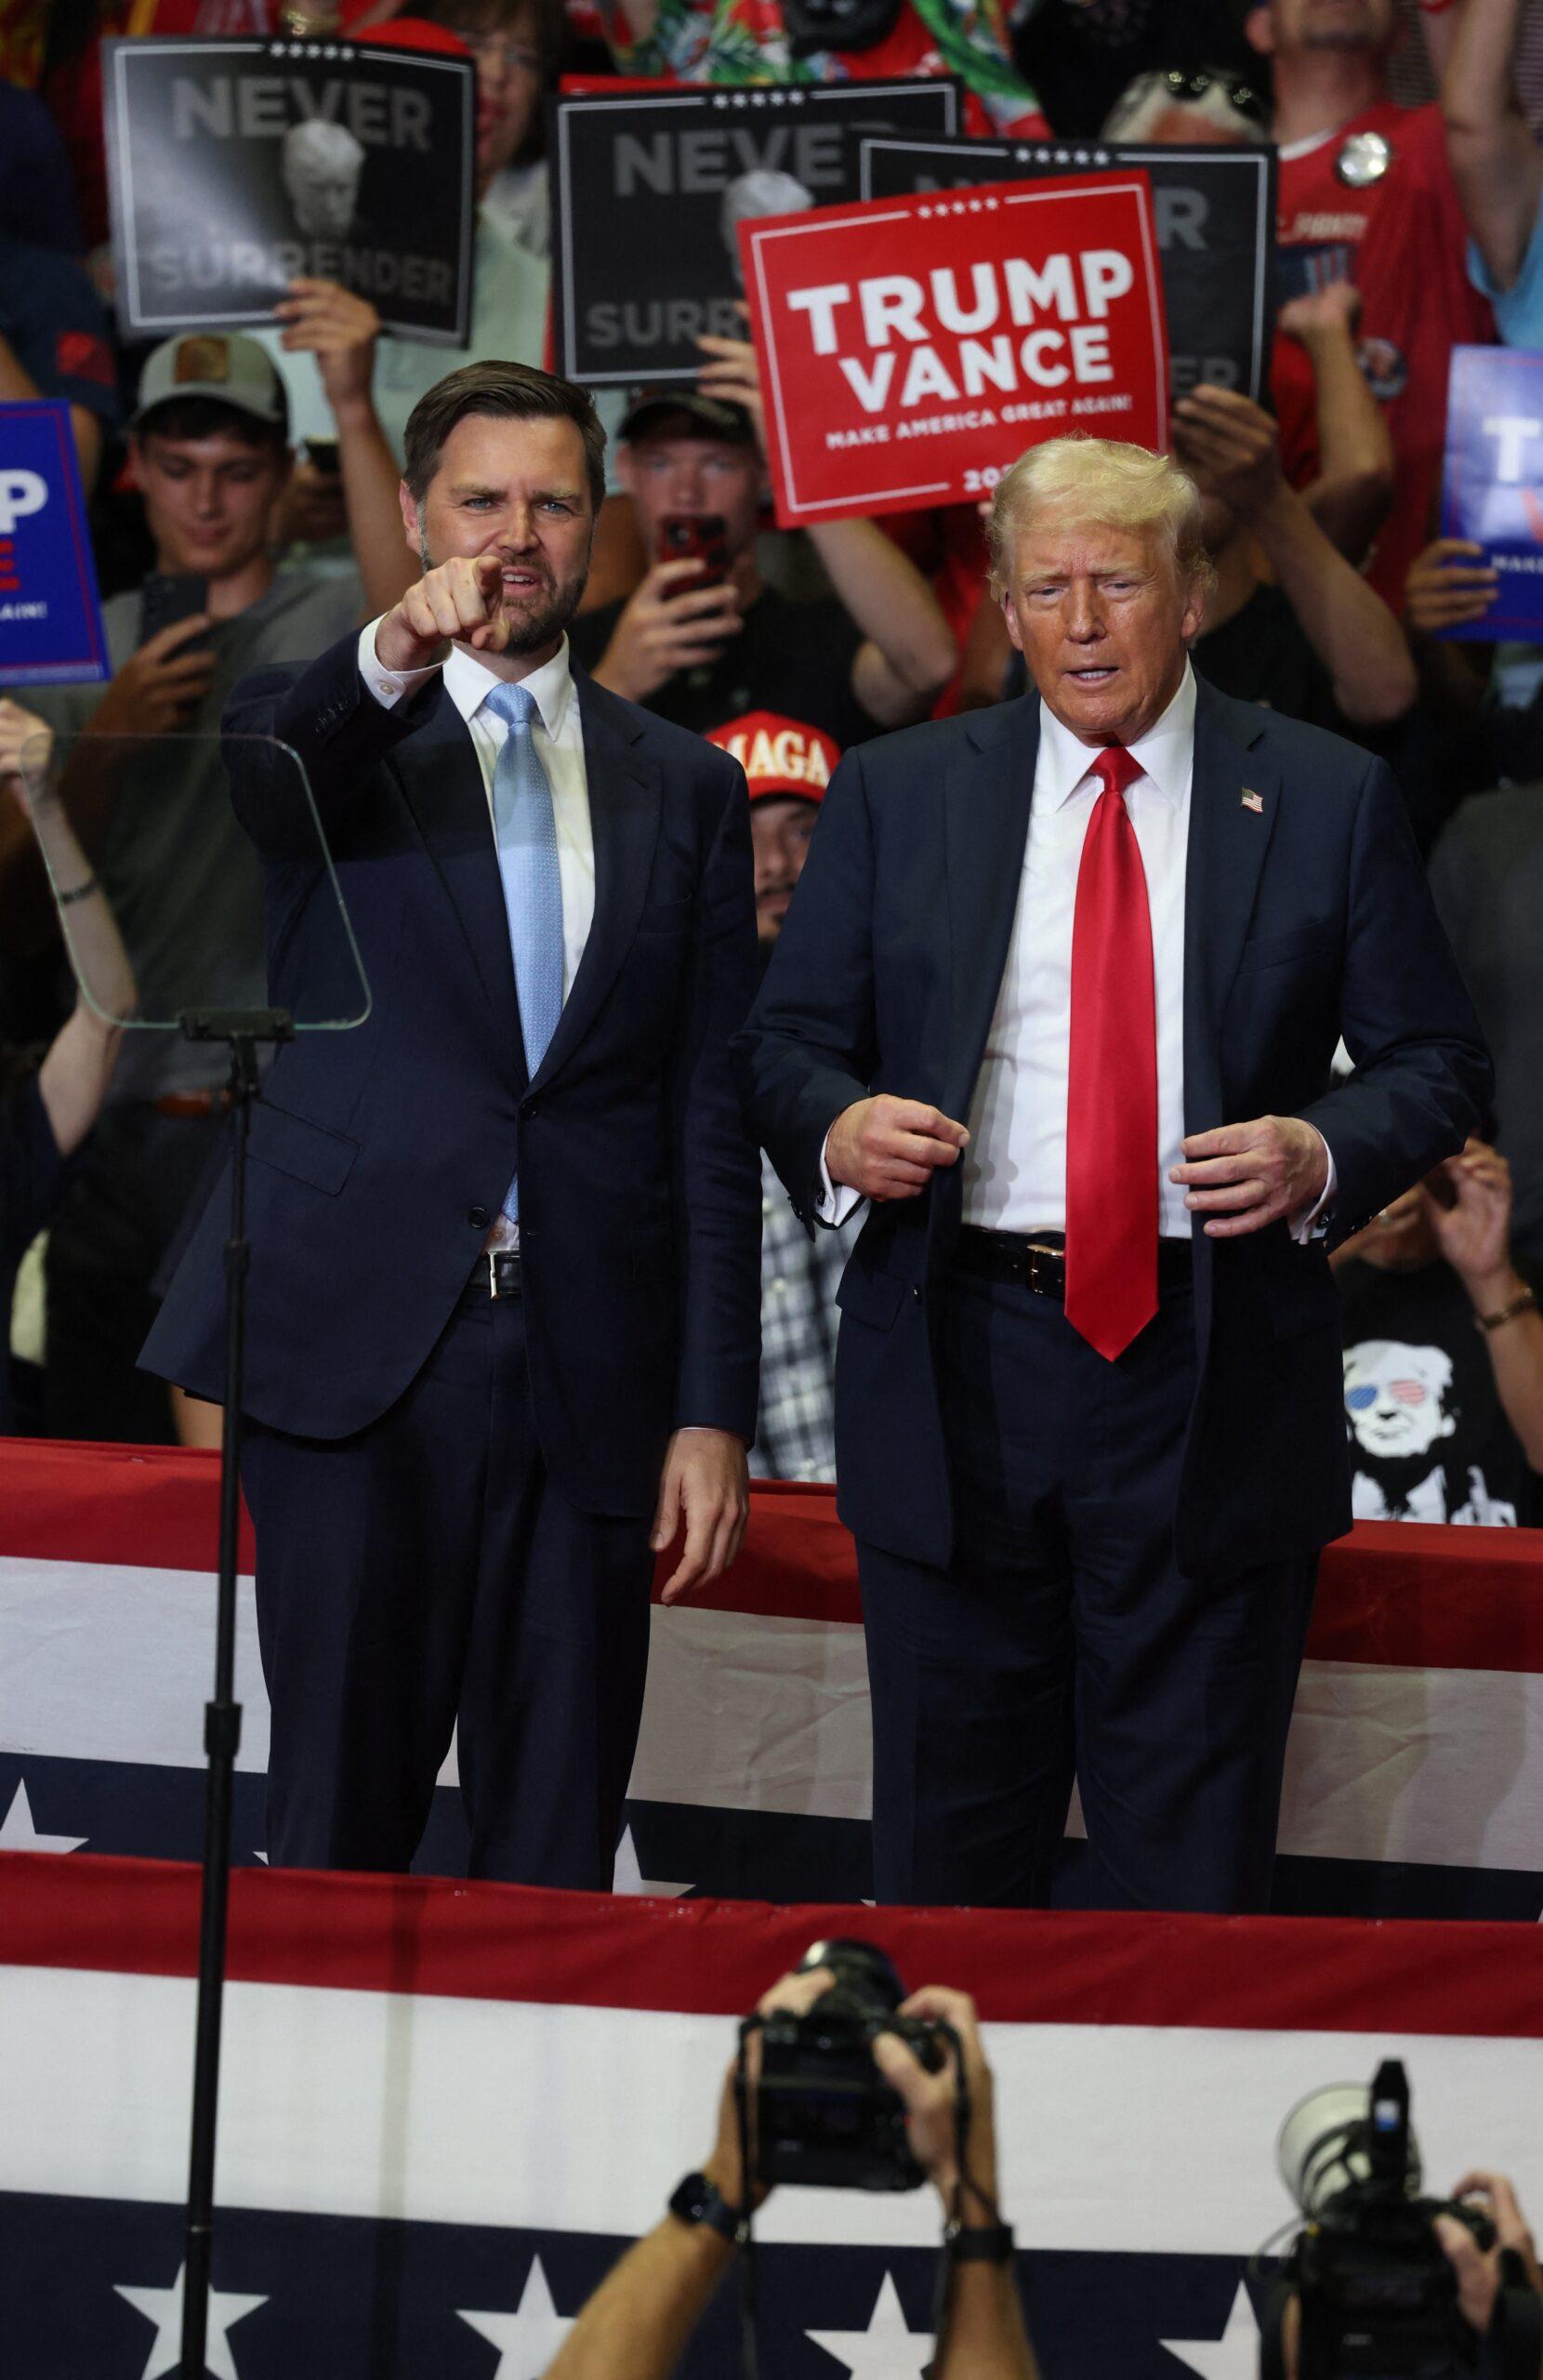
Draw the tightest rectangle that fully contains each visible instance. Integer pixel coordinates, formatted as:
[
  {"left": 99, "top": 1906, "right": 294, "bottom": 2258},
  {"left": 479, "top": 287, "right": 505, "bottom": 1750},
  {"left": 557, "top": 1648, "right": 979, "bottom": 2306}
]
[
  {"left": 145, "top": 362, "right": 760, "bottom": 1888},
  {"left": 735, "top": 436, "right": 1491, "bottom": 1914}
]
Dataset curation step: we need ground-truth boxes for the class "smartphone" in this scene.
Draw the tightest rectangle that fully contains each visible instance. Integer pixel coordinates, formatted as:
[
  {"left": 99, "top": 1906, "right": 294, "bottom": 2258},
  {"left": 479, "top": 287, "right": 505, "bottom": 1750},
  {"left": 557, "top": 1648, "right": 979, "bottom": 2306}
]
[
  {"left": 306, "top": 437, "right": 342, "bottom": 475},
  {"left": 138, "top": 572, "right": 210, "bottom": 648},
  {"left": 658, "top": 513, "right": 730, "bottom": 593},
  {"left": 1424, "top": 1162, "right": 1459, "bottom": 1210}
]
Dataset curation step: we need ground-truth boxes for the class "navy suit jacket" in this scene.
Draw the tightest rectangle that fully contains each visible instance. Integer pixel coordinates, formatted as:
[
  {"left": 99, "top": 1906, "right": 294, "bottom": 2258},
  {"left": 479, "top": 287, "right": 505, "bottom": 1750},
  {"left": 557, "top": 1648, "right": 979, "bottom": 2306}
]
[
  {"left": 143, "top": 631, "right": 761, "bottom": 1520},
  {"left": 733, "top": 681, "right": 1493, "bottom": 1577}
]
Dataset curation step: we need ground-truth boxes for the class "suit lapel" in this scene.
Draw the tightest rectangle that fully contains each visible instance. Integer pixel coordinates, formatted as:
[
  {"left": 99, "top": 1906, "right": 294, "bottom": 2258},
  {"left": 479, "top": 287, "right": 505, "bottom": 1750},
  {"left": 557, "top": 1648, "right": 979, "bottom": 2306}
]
[
  {"left": 943, "top": 694, "right": 1041, "bottom": 1123},
  {"left": 1183, "top": 681, "right": 1280, "bottom": 1133},
  {"left": 532, "top": 674, "right": 662, "bottom": 1090},
  {"left": 389, "top": 678, "right": 527, "bottom": 1087}
]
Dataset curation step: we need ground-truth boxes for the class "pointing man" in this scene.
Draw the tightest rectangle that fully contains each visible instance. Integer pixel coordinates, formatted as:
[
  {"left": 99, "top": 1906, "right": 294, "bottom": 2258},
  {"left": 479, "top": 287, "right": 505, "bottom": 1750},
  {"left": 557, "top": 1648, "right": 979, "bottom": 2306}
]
[{"left": 146, "top": 362, "right": 760, "bottom": 1886}]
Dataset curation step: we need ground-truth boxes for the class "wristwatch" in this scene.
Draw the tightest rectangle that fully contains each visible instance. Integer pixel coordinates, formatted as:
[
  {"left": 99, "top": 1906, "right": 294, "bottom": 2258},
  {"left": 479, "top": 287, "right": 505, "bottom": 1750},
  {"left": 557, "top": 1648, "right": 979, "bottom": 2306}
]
[
  {"left": 944, "top": 2219, "right": 1018, "bottom": 2264},
  {"left": 668, "top": 2171, "right": 742, "bottom": 2243}
]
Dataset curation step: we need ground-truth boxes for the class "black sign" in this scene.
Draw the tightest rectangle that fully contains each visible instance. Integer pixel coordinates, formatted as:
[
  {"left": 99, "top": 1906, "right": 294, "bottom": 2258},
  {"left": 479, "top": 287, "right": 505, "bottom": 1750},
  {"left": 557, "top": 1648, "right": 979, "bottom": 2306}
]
[
  {"left": 860, "top": 136, "right": 1277, "bottom": 403},
  {"left": 103, "top": 35, "right": 475, "bottom": 346},
  {"left": 553, "top": 80, "right": 961, "bottom": 385}
]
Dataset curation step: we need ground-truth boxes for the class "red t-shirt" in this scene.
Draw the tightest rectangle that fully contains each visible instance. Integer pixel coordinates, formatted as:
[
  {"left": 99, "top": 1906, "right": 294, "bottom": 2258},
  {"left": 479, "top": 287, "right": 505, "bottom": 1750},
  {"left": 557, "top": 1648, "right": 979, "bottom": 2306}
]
[{"left": 1268, "top": 99, "right": 1493, "bottom": 611}]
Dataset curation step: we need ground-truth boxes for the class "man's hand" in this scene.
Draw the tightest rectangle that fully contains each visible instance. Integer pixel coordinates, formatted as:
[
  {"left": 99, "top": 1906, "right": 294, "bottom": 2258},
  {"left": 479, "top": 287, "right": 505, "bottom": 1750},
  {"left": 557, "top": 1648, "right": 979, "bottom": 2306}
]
[
  {"left": 1437, "top": 2173, "right": 1543, "bottom": 2334},
  {"left": 0, "top": 697, "right": 52, "bottom": 796},
  {"left": 651, "top": 1427, "right": 749, "bottom": 1605},
  {"left": 273, "top": 276, "right": 381, "bottom": 415},
  {"left": 1171, "top": 1116, "right": 1328, "bottom": 1238},
  {"left": 694, "top": 328, "right": 768, "bottom": 454},
  {"left": 1427, "top": 1140, "right": 1520, "bottom": 1300},
  {"left": 1405, "top": 536, "right": 1498, "bottom": 637},
  {"left": 1171, "top": 384, "right": 1284, "bottom": 522},
  {"left": 375, "top": 552, "right": 511, "bottom": 672},
  {"left": 825, "top": 1095, "right": 969, "bottom": 1203},
  {"left": 88, "top": 615, "right": 217, "bottom": 739},
  {"left": 702, "top": 1964, "right": 836, "bottom": 2214},
  {"left": 591, "top": 561, "right": 744, "bottom": 702},
  {"left": 871, "top": 1986, "right": 999, "bottom": 2216},
  {"left": 1277, "top": 279, "right": 1363, "bottom": 345}
]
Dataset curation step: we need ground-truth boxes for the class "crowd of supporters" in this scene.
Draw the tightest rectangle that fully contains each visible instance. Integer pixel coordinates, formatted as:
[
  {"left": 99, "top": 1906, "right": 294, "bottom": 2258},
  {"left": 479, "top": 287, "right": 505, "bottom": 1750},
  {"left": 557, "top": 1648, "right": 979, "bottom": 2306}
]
[{"left": 2, "top": 0, "right": 1542, "bottom": 1521}]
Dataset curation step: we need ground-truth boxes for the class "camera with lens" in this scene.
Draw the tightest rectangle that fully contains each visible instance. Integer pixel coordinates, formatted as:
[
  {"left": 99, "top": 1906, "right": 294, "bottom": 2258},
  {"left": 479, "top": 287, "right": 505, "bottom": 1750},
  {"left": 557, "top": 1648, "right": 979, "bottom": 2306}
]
[
  {"left": 1263, "top": 2059, "right": 1501, "bottom": 2378},
  {"left": 745, "top": 1938, "right": 951, "bottom": 2193}
]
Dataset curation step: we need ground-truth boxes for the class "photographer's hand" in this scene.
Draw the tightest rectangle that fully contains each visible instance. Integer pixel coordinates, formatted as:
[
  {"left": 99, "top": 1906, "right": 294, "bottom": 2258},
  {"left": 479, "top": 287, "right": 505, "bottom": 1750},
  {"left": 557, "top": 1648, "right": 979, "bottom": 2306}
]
[
  {"left": 540, "top": 1965, "right": 835, "bottom": 2380},
  {"left": 1437, "top": 2172, "right": 1543, "bottom": 2334},
  {"left": 872, "top": 1986, "right": 998, "bottom": 2215},
  {"left": 874, "top": 1988, "right": 1038, "bottom": 2379},
  {"left": 702, "top": 1963, "right": 834, "bottom": 2213}
]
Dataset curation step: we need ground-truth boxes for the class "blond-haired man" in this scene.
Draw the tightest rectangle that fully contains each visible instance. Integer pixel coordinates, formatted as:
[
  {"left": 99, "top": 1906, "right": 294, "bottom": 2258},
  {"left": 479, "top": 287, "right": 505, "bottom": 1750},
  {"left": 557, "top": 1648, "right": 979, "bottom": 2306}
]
[{"left": 735, "top": 435, "right": 1491, "bottom": 1914}]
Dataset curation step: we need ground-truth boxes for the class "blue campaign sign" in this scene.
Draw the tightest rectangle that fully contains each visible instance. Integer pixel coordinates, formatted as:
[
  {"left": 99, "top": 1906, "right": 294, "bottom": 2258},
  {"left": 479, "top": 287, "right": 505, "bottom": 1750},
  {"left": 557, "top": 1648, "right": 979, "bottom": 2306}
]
[
  {"left": 1440, "top": 344, "right": 1543, "bottom": 641},
  {"left": 0, "top": 400, "right": 111, "bottom": 686}
]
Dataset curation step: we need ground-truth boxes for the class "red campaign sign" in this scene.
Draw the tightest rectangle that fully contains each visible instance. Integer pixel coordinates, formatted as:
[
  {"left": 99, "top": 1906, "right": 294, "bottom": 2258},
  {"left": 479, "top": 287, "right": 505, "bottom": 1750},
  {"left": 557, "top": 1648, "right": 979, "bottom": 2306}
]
[{"left": 741, "top": 173, "right": 1168, "bottom": 527}]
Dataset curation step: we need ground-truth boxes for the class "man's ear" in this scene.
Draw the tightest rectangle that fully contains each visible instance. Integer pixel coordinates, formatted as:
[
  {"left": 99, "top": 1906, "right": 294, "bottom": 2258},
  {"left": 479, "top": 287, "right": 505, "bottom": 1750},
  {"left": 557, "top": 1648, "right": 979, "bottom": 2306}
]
[
  {"left": 397, "top": 477, "right": 419, "bottom": 556},
  {"left": 1244, "top": 5, "right": 1274, "bottom": 59},
  {"left": 124, "top": 433, "right": 143, "bottom": 491},
  {"left": 999, "top": 587, "right": 1024, "bottom": 654}
]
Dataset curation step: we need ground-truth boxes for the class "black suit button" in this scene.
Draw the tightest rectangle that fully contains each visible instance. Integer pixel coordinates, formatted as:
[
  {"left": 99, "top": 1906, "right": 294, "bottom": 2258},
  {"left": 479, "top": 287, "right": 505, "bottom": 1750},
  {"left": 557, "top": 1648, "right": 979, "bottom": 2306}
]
[
  {"left": 468, "top": 1204, "right": 490, "bottom": 1229},
  {"left": 521, "top": 1099, "right": 538, "bottom": 1121}
]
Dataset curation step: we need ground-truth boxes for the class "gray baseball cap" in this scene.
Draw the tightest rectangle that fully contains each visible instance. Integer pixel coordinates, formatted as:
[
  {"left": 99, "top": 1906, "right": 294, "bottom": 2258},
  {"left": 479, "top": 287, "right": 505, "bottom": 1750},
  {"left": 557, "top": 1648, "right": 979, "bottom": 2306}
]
[{"left": 129, "top": 333, "right": 290, "bottom": 436}]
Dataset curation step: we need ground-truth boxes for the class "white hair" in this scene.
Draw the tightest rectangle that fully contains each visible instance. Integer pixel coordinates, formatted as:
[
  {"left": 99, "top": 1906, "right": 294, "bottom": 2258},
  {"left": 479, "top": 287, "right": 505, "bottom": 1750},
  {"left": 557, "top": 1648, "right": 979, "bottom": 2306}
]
[
  {"left": 282, "top": 119, "right": 365, "bottom": 185},
  {"left": 986, "top": 435, "right": 1213, "bottom": 595}
]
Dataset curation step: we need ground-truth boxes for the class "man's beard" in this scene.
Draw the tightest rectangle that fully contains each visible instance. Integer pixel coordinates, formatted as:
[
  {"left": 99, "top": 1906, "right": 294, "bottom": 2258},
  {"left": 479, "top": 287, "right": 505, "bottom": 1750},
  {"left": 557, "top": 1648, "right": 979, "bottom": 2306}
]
[
  {"left": 499, "top": 567, "right": 588, "bottom": 654},
  {"left": 416, "top": 535, "right": 589, "bottom": 654}
]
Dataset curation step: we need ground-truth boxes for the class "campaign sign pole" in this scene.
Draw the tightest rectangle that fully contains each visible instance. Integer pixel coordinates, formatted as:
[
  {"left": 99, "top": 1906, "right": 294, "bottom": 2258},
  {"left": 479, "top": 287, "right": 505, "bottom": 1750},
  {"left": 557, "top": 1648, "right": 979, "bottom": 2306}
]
[
  {"left": 742, "top": 174, "right": 1169, "bottom": 529},
  {"left": 0, "top": 403, "right": 111, "bottom": 688},
  {"left": 1439, "top": 344, "right": 1543, "bottom": 641},
  {"left": 858, "top": 135, "right": 1276, "bottom": 403}
]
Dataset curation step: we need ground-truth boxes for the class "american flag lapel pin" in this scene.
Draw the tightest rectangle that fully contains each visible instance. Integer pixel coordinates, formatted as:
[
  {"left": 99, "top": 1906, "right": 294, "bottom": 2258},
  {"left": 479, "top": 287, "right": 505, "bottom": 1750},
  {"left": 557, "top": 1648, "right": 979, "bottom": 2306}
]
[{"left": 1241, "top": 787, "right": 1264, "bottom": 814}]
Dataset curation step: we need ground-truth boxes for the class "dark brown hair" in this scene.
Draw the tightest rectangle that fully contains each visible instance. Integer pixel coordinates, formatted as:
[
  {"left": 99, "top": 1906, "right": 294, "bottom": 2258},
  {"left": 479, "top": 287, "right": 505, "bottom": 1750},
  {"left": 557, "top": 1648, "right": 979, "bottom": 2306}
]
[
  {"left": 421, "top": 0, "right": 567, "bottom": 66},
  {"left": 402, "top": 361, "right": 606, "bottom": 513}
]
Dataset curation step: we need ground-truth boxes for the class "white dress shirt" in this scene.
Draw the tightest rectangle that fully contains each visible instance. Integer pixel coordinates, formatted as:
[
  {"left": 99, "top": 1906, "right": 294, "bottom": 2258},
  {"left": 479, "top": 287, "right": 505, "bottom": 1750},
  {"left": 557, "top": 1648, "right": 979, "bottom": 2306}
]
[
  {"left": 358, "top": 616, "right": 595, "bottom": 998},
  {"left": 358, "top": 616, "right": 595, "bottom": 1253},
  {"left": 819, "top": 665, "right": 1333, "bottom": 1239},
  {"left": 964, "top": 667, "right": 1196, "bottom": 1236}
]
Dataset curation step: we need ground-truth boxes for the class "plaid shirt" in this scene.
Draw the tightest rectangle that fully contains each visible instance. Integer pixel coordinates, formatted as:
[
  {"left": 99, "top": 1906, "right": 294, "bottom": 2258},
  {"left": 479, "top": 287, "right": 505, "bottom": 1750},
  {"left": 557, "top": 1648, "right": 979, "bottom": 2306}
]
[{"left": 749, "top": 1152, "right": 847, "bottom": 1483}]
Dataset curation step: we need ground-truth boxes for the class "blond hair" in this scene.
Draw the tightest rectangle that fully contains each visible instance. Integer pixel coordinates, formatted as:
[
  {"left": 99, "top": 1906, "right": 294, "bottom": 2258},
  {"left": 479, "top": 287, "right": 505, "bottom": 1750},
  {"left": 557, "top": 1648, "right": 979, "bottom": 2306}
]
[{"left": 986, "top": 435, "right": 1213, "bottom": 599}]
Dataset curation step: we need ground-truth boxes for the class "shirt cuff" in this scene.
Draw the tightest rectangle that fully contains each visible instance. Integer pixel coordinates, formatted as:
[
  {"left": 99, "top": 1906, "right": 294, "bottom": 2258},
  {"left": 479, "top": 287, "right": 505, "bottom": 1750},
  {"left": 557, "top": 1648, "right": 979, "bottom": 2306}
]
[
  {"left": 817, "top": 1130, "right": 866, "bottom": 1228},
  {"left": 357, "top": 617, "right": 441, "bottom": 708},
  {"left": 1289, "top": 1130, "right": 1336, "bottom": 1245}
]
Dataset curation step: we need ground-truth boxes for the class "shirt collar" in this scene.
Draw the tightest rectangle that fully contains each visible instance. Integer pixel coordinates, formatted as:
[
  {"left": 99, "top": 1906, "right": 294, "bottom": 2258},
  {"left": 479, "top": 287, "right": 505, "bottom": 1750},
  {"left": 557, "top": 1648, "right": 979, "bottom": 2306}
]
[
  {"left": 444, "top": 634, "right": 575, "bottom": 741},
  {"left": 1036, "top": 662, "right": 1196, "bottom": 812}
]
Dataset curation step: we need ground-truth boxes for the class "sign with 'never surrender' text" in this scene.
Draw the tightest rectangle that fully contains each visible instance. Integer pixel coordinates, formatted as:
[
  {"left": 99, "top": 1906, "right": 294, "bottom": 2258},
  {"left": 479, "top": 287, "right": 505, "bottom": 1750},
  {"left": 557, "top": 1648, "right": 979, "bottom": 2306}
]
[
  {"left": 103, "top": 35, "right": 475, "bottom": 345},
  {"left": 741, "top": 174, "right": 1167, "bottom": 527}
]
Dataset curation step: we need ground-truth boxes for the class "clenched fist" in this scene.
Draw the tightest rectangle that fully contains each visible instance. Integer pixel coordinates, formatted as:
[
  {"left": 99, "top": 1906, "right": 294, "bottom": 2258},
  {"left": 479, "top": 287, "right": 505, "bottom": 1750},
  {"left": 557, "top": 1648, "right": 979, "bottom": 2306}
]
[
  {"left": 375, "top": 551, "right": 513, "bottom": 672},
  {"left": 825, "top": 1094, "right": 969, "bottom": 1202}
]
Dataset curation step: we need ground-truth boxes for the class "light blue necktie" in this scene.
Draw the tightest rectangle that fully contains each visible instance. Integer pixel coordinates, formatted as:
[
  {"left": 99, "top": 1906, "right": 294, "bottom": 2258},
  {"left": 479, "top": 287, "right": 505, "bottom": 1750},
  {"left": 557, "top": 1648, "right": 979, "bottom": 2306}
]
[{"left": 483, "top": 680, "right": 563, "bottom": 1222}]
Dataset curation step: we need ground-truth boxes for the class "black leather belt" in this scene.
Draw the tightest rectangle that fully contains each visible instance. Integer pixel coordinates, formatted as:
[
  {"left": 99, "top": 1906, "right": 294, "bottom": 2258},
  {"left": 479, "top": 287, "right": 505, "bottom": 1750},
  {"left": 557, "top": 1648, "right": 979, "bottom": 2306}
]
[
  {"left": 954, "top": 1226, "right": 1192, "bottom": 1301},
  {"left": 463, "top": 1249, "right": 522, "bottom": 1302}
]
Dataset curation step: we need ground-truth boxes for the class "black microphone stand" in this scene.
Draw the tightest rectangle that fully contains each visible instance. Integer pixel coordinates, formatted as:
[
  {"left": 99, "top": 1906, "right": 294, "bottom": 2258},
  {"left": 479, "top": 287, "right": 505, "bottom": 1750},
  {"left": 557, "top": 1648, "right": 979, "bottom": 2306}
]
[{"left": 177, "top": 1007, "right": 292, "bottom": 2380}]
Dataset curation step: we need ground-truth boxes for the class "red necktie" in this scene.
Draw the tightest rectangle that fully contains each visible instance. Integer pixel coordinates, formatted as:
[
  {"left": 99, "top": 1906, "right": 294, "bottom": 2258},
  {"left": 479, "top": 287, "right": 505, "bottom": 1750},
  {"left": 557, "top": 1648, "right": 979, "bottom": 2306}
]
[{"left": 1064, "top": 744, "right": 1158, "bottom": 1361}]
